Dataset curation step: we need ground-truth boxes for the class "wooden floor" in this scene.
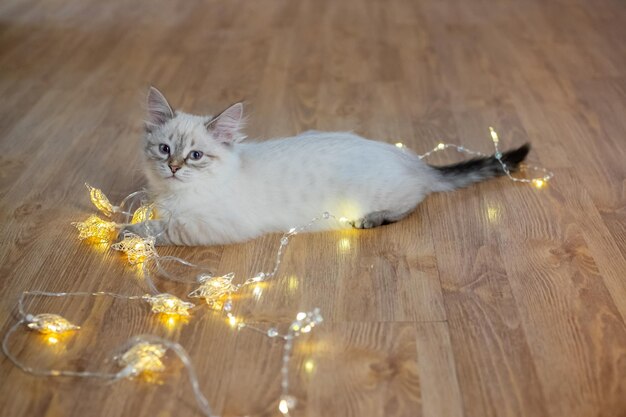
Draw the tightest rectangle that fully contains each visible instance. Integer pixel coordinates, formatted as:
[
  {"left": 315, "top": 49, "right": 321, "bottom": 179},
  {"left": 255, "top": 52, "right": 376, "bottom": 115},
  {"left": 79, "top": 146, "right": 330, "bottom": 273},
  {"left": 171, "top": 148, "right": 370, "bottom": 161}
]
[{"left": 1, "top": 0, "right": 625, "bottom": 416}]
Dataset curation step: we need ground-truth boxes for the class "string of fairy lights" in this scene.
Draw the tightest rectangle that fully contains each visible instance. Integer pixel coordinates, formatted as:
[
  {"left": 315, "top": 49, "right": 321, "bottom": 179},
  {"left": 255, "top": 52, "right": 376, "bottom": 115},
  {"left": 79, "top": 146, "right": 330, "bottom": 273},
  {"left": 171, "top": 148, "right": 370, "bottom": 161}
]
[
  {"left": 2, "top": 127, "right": 553, "bottom": 416},
  {"left": 7, "top": 184, "right": 330, "bottom": 416},
  {"left": 396, "top": 127, "right": 553, "bottom": 188}
]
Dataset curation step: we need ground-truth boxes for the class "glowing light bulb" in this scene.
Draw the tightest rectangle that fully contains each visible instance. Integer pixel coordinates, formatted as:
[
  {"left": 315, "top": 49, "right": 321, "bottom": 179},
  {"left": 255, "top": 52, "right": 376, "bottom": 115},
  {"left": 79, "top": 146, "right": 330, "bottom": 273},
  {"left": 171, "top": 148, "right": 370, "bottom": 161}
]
[
  {"left": 160, "top": 313, "right": 188, "bottom": 329},
  {"left": 227, "top": 314, "right": 240, "bottom": 328},
  {"left": 395, "top": 142, "right": 404, "bottom": 148},
  {"left": 144, "top": 293, "right": 194, "bottom": 317},
  {"left": 188, "top": 273, "right": 237, "bottom": 310},
  {"left": 489, "top": 127, "right": 499, "bottom": 144},
  {"left": 118, "top": 342, "right": 167, "bottom": 377},
  {"left": 72, "top": 215, "right": 117, "bottom": 242},
  {"left": 290, "top": 309, "right": 323, "bottom": 336},
  {"left": 45, "top": 335, "right": 59, "bottom": 345},
  {"left": 250, "top": 273, "right": 265, "bottom": 283},
  {"left": 85, "top": 183, "right": 115, "bottom": 217},
  {"left": 279, "top": 399, "right": 289, "bottom": 414},
  {"left": 131, "top": 204, "right": 155, "bottom": 224},
  {"left": 532, "top": 178, "right": 546, "bottom": 189},
  {"left": 279, "top": 395, "right": 296, "bottom": 415},
  {"left": 437, "top": 143, "right": 446, "bottom": 150},
  {"left": 111, "top": 233, "right": 156, "bottom": 264},
  {"left": 27, "top": 314, "right": 80, "bottom": 335}
]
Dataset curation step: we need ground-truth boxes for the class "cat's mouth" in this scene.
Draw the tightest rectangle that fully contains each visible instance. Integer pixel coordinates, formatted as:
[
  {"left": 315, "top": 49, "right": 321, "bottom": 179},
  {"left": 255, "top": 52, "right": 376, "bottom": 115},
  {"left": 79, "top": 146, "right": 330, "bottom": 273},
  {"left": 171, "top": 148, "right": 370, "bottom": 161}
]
[{"left": 166, "top": 175, "right": 183, "bottom": 181}]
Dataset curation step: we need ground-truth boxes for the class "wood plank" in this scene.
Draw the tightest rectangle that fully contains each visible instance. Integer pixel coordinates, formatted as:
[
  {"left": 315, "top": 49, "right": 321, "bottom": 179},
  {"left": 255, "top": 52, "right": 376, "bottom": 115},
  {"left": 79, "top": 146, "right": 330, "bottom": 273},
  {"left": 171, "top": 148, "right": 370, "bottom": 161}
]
[{"left": 1, "top": 1, "right": 625, "bottom": 417}]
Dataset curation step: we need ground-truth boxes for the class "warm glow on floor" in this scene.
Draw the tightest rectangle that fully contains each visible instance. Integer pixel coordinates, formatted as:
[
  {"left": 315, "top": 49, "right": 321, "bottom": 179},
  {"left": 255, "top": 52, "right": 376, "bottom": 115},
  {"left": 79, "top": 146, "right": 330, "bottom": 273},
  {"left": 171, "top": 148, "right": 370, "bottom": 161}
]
[
  {"left": 338, "top": 237, "right": 351, "bottom": 253},
  {"left": 304, "top": 358, "right": 316, "bottom": 374},
  {"left": 288, "top": 276, "right": 299, "bottom": 292},
  {"left": 487, "top": 206, "right": 499, "bottom": 222}
]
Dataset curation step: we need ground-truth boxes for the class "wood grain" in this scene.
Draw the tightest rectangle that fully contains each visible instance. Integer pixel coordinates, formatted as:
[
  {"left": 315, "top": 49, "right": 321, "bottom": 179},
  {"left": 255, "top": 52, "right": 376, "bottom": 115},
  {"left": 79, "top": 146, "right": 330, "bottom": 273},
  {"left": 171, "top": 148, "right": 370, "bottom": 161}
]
[{"left": 1, "top": 0, "right": 625, "bottom": 416}]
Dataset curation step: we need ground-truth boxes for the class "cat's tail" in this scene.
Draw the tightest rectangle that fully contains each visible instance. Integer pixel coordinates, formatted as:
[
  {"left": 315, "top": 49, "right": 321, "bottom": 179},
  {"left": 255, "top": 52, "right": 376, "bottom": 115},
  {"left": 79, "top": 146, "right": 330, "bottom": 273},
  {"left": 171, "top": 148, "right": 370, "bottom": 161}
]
[{"left": 428, "top": 143, "right": 530, "bottom": 192}]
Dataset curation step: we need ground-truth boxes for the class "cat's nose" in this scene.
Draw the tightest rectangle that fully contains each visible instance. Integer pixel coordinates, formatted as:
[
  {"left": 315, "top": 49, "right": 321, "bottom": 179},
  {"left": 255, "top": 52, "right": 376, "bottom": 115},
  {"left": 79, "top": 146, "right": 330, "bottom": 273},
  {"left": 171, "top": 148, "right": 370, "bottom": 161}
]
[{"left": 169, "top": 164, "right": 181, "bottom": 174}]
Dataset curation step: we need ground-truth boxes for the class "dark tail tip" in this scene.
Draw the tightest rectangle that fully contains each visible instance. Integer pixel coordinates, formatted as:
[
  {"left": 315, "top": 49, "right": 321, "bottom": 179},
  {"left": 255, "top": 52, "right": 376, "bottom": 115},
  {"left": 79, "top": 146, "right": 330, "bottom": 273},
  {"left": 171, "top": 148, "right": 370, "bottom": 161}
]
[
  {"left": 429, "top": 142, "right": 531, "bottom": 192},
  {"left": 501, "top": 143, "right": 530, "bottom": 171}
]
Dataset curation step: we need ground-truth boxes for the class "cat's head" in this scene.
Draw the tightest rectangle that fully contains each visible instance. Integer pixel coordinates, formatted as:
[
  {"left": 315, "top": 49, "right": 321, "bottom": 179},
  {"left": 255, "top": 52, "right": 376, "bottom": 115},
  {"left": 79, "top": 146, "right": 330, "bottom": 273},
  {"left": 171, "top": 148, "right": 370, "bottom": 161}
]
[{"left": 142, "top": 86, "right": 245, "bottom": 190}]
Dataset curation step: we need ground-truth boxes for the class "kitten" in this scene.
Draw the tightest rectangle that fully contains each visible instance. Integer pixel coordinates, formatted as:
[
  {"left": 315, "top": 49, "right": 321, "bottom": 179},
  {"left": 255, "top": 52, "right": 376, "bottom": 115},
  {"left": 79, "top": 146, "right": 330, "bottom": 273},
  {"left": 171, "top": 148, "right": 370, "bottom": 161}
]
[{"left": 125, "top": 87, "right": 529, "bottom": 246}]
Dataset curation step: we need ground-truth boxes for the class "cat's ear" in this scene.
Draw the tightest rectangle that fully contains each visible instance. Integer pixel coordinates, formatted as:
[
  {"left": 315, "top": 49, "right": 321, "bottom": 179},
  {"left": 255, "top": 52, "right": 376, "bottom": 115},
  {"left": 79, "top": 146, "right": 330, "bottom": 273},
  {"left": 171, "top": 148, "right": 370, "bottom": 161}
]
[
  {"left": 145, "top": 86, "right": 174, "bottom": 132},
  {"left": 205, "top": 103, "right": 245, "bottom": 143}
]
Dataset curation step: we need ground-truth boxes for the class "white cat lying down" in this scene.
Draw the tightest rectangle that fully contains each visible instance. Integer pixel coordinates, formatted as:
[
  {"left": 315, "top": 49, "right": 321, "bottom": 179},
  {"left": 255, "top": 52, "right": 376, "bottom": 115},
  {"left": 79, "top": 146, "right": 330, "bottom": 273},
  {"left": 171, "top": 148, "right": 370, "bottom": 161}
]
[{"left": 123, "top": 87, "right": 529, "bottom": 246}]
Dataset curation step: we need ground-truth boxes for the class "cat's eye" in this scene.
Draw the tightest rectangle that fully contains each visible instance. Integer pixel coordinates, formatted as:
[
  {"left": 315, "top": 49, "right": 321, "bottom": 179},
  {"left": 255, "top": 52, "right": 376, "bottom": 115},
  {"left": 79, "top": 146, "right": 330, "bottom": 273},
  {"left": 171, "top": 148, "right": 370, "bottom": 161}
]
[
  {"left": 188, "top": 150, "right": 203, "bottom": 160},
  {"left": 158, "top": 144, "right": 170, "bottom": 154}
]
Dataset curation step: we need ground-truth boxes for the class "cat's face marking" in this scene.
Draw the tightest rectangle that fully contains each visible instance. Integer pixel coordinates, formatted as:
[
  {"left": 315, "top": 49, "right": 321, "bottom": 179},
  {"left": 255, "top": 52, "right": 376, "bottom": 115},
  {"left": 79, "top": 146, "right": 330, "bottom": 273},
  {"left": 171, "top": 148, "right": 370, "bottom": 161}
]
[
  {"left": 143, "top": 87, "right": 244, "bottom": 188},
  {"left": 145, "top": 115, "right": 217, "bottom": 183}
]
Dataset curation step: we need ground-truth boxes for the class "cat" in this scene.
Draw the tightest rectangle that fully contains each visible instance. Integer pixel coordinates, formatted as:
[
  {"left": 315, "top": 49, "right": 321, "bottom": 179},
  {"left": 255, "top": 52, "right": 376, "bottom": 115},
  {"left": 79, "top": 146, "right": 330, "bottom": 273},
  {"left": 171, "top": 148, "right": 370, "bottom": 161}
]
[{"left": 123, "top": 87, "right": 529, "bottom": 246}]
